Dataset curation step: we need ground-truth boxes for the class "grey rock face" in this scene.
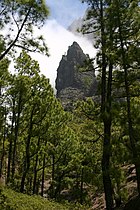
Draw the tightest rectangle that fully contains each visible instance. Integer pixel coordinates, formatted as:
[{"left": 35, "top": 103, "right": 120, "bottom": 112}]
[
  {"left": 56, "top": 42, "right": 86, "bottom": 93},
  {"left": 58, "top": 87, "right": 85, "bottom": 111},
  {"left": 55, "top": 42, "right": 97, "bottom": 109},
  {"left": 56, "top": 42, "right": 97, "bottom": 93}
]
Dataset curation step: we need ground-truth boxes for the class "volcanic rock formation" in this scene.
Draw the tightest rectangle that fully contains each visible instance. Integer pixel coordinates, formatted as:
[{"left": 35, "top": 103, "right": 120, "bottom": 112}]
[{"left": 55, "top": 41, "right": 97, "bottom": 109}]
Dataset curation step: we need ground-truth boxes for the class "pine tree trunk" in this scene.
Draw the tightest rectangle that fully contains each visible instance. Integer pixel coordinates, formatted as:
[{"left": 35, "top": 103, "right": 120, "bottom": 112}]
[
  {"left": 12, "top": 94, "right": 22, "bottom": 181},
  {"left": 7, "top": 99, "right": 15, "bottom": 184},
  {"left": 49, "top": 154, "right": 55, "bottom": 198},
  {"left": 7, "top": 139, "right": 13, "bottom": 183},
  {"left": 0, "top": 129, "right": 6, "bottom": 178},
  {"left": 100, "top": 0, "right": 113, "bottom": 206},
  {"left": 80, "top": 167, "right": 84, "bottom": 204},
  {"left": 33, "top": 136, "right": 40, "bottom": 194},
  {"left": 102, "top": 119, "right": 113, "bottom": 210},
  {"left": 33, "top": 154, "right": 38, "bottom": 194},
  {"left": 20, "top": 109, "right": 33, "bottom": 192},
  {"left": 0, "top": 107, "right": 7, "bottom": 179},
  {"left": 41, "top": 155, "right": 45, "bottom": 197}
]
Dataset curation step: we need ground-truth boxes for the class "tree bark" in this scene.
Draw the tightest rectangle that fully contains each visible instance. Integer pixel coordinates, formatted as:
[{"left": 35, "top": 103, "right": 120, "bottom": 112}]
[
  {"left": 33, "top": 136, "right": 40, "bottom": 194},
  {"left": 80, "top": 167, "right": 84, "bottom": 204},
  {"left": 12, "top": 93, "right": 22, "bottom": 181},
  {"left": 7, "top": 99, "right": 15, "bottom": 184},
  {"left": 41, "top": 155, "right": 45, "bottom": 197},
  {"left": 100, "top": 0, "right": 113, "bottom": 208},
  {"left": 0, "top": 107, "right": 7, "bottom": 179},
  {"left": 20, "top": 108, "right": 33, "bottom": 193}
]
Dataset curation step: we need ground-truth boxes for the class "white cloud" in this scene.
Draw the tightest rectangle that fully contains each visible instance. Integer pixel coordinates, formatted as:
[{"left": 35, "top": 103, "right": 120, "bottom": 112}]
[
  {"left": 47, "top": 0, "right": 87, "bottom": 27},
  {"left": 31, "top": 19, "right": 97, "bottom": 90}
]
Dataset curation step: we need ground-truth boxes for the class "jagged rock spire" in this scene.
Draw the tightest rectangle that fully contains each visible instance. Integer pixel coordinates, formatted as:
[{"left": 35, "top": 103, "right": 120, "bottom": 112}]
[
  {"left": 55, "top": 41, "right": 97, "bottom": 109},
  {"left": 55, "top": 42, "right": 87, "bottom": 94}
]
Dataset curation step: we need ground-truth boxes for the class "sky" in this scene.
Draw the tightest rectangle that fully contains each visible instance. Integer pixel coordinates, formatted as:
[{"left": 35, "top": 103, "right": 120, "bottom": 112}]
[
  {"left": 28, "top": 1, "right": 96, "bottom": 90},
  {"left": 46, "top": 0, "right": 87, "bottom": 27}
]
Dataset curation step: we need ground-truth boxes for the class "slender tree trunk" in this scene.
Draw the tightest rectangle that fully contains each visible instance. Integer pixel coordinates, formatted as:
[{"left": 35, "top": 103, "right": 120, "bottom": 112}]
[
  {"left": 0, "top": 126, "right": 6, "bottom": 178},
  {"left": 0, "top": 136, "right": 5, "bottom": 178},
  {"left": 41, "top": 138, "right": 48, "bottom": 197},
  {"left": 7, "top": 136, "right": 13, "bottom": 183},
  {"left": 102, "top": 61, "right": 113, "bottom": 209},
  {"left": 7, "top": 99, "right": 15, "bottom": 184},
  {"left": 20, "top": 109, "right": 33, "bottom": 193},
  {"left": 12, "top": 93, "right": 22, "bottom": 181},
  {"left": 49, "top": 154, "right": 55, "bottom": 198},
  {"left": 80, "top": 167, "right": 84, "bottom": 204},
  {"left": 0, "top": 107, "right": 7, "bottom": 179},
  {"left": 33, "top": 136, "right": 40, "bottom": 194},
  {"left": 41, "top": 154, "right": 45, "bottom": 197},
  {"left": 51, "top": 154, "right": 55, "bottom": 197},
  {"left": 100, "top": 0, "right": 113, "bottom": 208},
  {"left": 102, "top": 119, "right": 113, "bottom": 209},
  {"left": 33, "top": 155, "right": 38, "bottom": 194}
]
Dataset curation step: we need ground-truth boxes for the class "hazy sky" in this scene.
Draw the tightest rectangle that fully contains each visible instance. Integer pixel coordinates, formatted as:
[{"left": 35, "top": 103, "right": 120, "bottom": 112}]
[
  {"left": 30, "top": 1, "right": 96, "bottom": 90},
  {"left": 47, "top": 0, "right": 87, "bottom": 27}
]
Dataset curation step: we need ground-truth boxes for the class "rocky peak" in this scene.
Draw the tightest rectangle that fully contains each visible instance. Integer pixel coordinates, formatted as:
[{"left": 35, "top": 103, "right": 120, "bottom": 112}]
[
  {"left": 55, "top": 42, "right": 87, "bottom": 95},
  {"left": 55, "top": 42, "right": 97, "bottom": 109},
  {"left": 67, "top": 41, "right": 86, "bottom": 62}
]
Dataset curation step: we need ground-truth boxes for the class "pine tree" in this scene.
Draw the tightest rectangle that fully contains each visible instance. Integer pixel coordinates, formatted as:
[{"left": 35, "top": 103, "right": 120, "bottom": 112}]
[
  {"left": 0, "top": 0, "right": 49, "bottom": 60},
  {"left": 81, "top": 1, "right": 114, "bottom": 208}
]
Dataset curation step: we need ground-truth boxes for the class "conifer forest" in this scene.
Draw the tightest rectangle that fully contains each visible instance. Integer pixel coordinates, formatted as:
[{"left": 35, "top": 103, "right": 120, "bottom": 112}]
[{"left": 0, "top": 1, "right": 140, "bottom": 209}]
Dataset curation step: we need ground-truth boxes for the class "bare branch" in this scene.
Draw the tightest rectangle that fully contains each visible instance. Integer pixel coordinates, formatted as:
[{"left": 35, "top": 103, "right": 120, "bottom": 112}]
[
  {"left": 0, "top": 6, "right": 32, "bottom": 60},
  {"left": 83, "top": 27, "right": 99, "bottom": 34},
  {"left": 14, "top": 44, "right": 37, "bottom": 52}
]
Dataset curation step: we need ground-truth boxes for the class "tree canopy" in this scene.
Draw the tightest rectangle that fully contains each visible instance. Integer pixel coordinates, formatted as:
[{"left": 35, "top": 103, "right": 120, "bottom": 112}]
[
  {"left": 0, "top": 1, "right": 140, "bottom": 210},
  {"left": 0, "top": 0, "right": 49, "bottom": 61}
]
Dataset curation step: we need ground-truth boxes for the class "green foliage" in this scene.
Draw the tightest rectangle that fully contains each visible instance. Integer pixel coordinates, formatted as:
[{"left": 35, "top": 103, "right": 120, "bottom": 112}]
[
  {"left": 0, "top": 0, "right": 49, "bottom": 60},
  {"left": 0, "top": 186, "right": 89, "bottom": 210},
  {"left": 80, "top": 0, "right": 140, "bottom": 208},
  {"left": 0, "top": 51, "right": 93, "bottom": 207},
  {"left": 0, "top": 187, "right": 68, "bottom": 210},
  {"left": 0, "top": 0, "right": 140, "bottom": 208},
  {"left": 78, "top": 57, "right": 94, "bottom": 72},
  {"left": 71, "top": 99, "right": 103, "bottom": 195}
]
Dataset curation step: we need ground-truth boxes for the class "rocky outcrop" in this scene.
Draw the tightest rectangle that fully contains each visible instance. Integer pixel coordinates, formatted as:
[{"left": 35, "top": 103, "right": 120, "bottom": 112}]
[{"left": 55, "top": 42, "right": 97, "bottom": 110}]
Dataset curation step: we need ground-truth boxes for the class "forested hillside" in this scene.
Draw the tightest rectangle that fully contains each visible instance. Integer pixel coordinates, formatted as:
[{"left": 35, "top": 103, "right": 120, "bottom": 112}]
[{"left": 0, "top": 0, "right": 140, "bottom": 210}]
